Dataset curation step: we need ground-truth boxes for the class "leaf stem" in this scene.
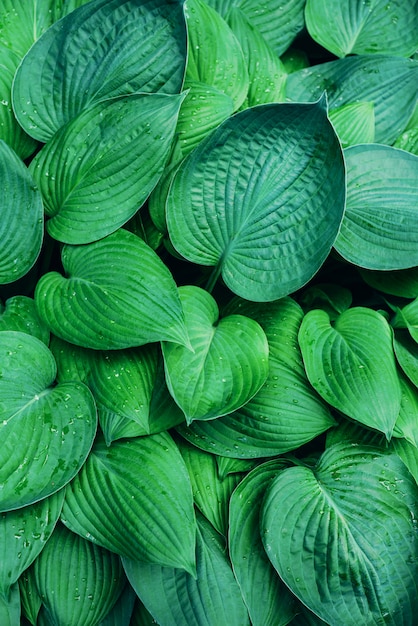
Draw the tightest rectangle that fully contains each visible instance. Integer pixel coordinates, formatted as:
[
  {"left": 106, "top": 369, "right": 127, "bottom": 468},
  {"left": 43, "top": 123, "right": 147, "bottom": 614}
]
[{"left": 205, "top": 260, "right": 223, "bottom": 294}]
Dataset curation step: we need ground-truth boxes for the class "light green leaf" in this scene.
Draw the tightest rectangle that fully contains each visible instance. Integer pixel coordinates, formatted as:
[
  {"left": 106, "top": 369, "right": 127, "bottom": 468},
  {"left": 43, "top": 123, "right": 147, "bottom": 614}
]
[
  {"left": 0, "top": 296, "right": 49, "bottom": 344},
  {"left": 298, "top": 307, "right": 402, "bottom": 438},
  {"left": 286, "top": 55, "right": 418, "bottom": 144},
  {"left": 394, "top": 127, "right": 418, "bottom": 156},
  {"left": 29, "top": 93, "right": 184, "bottom": 245},
  {"left": 0, "top": 331, "right": 97, "bottom": 512},
  {"left": 261, "top": 443, "right": 418, "bottom": 626},
  {"left": 0, "top": 0, "right": 55, "bottom": 57},
  {"left": 229, "top": 459, "right": 297, "bottom": 626},
  {"left": 167, "top": 97, "right": 345, "bottom": 302},
  {"left": 392, "top": 374, "right": 418, "bottom": 447},
  {"left": 394, "top": 330, "right": 418, "bottom": 388},
  {"left": 0, "top": 141, "right": 43, "bottom": 285},
  {"left": 163, "top": 286, "right": 269, "bottom": 422},
  {"left": 61, "top": 432, "right": 196, "bottom": 574},
  {"left": 216, "top": 456, "right": 259, "bottom": 480},
  {"left": 31, "top": 523, "right": 125, "bottom": 626},
  {"left": 34, "top": 229, "right": 188, "bottom": 350},
  {"left": 335, "top": 145, "right": 418, "bottom": 270},
  {"left": 305, "top": 0, "right": 418, "bottom": 58},
  {"left": 392, "top": 297, "right": 418, "bottom": 342},
  {"left": 123, "top": 511, "right": 250, "bottom": 626},
  {"left": 328, "top": 101, "right": 375, "bottom": 148},
  {"left": 359, "top": 267, "right": 418, "bottom": 298},
  {"left": 12, "top": 0, "right": 187, "bottom": 142}
]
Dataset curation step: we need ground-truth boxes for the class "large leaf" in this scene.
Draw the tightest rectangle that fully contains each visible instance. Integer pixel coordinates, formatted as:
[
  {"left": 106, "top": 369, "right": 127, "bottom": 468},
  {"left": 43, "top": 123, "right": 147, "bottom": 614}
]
[
  {"left": 262, "top": 444, "right": 418, "bottom": 625},
  {"left": 123, "top": 511, "right": 250, "bottom": 626},
  {"left": 167, "top": 97, "right": 345, "bottom": 302},
  {"left": 298, "top": 307, "right": 401, "bottom": 438},
  {"left": 286, "top": 55, "right": 418, "bottom": 145},
  {"left": 305, "top": 0, "right": 418, "bottom": 58},
  {"left": 0, "top": 141, "right": 43, "bottom": 285},
  {"left": 29, "top": 93, "right": 184, "bottom": 244},
  {"left": 12, "top": 0, "right": 187, "bottom": 142},
  {"left": 393, "top": 374, "right": 418, "bottom": 447},
  {"left": 31, "top": 524, "right": 125, "bottom": 626},
  {"left": 0, "top": 296, "right": 49, "bottom": 344},
  {"left": 0, "top": 0, "right": 55, "bottom": 57},
  {"left": 0, "top": 331, "right": 97, "bottom": 512},
  {"left": 162, "top": 286, "right": 269, "bottom": 422},
  {"left": 34, "top": 229, "right": 188, "bottom": 350},
  {"left": 334, "top": 145, "right": 418, "bottom": 270},
  {"left": 328, "top": 101, "right": 375, "bottom": 148},
  {"left": 60, "top": 432, "right": 196, "bottom": 574}
]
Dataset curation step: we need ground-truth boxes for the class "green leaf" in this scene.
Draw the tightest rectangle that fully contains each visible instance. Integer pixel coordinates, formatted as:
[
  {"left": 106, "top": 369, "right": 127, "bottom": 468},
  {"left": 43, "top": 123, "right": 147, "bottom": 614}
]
[
  {"left": 98, "top": 583, "right": 136, "bottom": 626},
  {"left": 305, "top": 0, "right": 418, "bottom": 58},
  {"left": 31, "top": 523, "right": 125, "bottom": 626},
  {"left": 298, "top": 307, "right": 401, "bottom": 438},
  {"left": 392, "top": 297, "right": 418, "bottom": 343},
  {"left": 61, "top": 432, "right": 196, "bottom": 574},
  {"left": 19, "top": 567, "right": 42, "bottom": 625},
  {"left": 394, "top": 330, "right": 418, "bottom": 388},
  {"left": 0, "top": 296, "right": 49, "bottom": 344},
  {"left": 49, "top": 335, "right": 93, "bottom": 385},
  {"left": 0, "top": 331, "right": 97, "bottom": 512},
  {"left": 162, "top": 286, "right": 269, "bottom": 422},
  {"left": 392, "top": 374, "right": 418, "bottom": 447},
  {"left": 334, "top": 145, "right": 418, "bottom": 270},
  {"left": 0, "top": 141, "right": 43, "bottom": 285},
  {"left": 286, "top": 55, "right": 418, "bottom": 145},
  {"left": 229, "top": 459, "right": 297, "bottom": 626},
  {"left": 167, "top": 97, "right": 345, "bottom": 302},
  {"left": 12, "top": 0, "right": 187, "bottom": 142},
  {"left": 29, "top": 93, "right": 184, "bottom": 245},
  {"left": 359, "top": 267, "right": 418, "bottom": 298},
  {"left": 0, "top": 0, "right": 55, "bottom": 57},
  {"left": 394, "top": 127, "right": 418, "bottom": 156},
  {"left": 0, "top": 582, "right": 20, "bottom": 625},
  {"left": 216, "top": 456, "right": 259, "bottom": 480},
  {"left": 391, "top": 438, "right": 418, "bottom": 485},
  {"left": 34, "top": 229, "right": 188, "bottom": 350},
  {"left": 261, "top": 443, "right": 418, "bottom": 626},
  {"left": 299, "top": 283, "right": 352, "bottom": 320},
  {"left": 328, "top": 101, "right": 375, "bottom": 148},
  {"left": 123, "top": 511, "right": 250, "bottom": 626}
]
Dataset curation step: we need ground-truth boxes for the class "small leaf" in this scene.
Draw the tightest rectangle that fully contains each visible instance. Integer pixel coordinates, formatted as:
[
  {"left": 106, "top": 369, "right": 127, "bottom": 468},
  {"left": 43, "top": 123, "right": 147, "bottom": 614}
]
[
  {"left": 0, "top": 296, "right": 49, "bottom": 344},
  {"left": 392, "top": 297, "right": 418, "bottom": 343},
  {"left": 328, "top": 101, "right": 375, "bottom": 148}
]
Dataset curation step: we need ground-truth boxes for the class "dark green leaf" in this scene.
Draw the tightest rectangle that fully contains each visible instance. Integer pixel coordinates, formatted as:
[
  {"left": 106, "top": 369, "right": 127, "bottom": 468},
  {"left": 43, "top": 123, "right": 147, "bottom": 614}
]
[
  {"left": 0, "top": 296, "right": 49, "bottom": 343},
  {"left": 359, "top": 267, "right": 418, "bottom": 299},
  {"left": 394, "top": 330, "right": 418, "bottom": 388}
]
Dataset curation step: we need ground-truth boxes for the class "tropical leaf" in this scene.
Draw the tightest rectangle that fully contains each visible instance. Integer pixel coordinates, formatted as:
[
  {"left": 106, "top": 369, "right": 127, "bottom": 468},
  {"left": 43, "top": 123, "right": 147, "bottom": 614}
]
[
  {"left": 0, "top": 296, "right": 49, "bottom": 343},
  {"left": 167, "top": 97, "right": 345, "bottom": 302},
  {"left": 328, "top": 101, "right": 375, "bottom": 148},
  {"left": 34, "top": 229, "right": 188, "bottom": 350},
  {"left": 261, "top": 443, "right": 418, "bottom": 625}
]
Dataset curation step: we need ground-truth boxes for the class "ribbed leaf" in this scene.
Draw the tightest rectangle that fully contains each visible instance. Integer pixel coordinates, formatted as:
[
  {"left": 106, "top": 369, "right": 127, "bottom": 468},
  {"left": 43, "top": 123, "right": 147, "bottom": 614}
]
[
  {"left": 0, "top": 331, "right": 97, "bottom": 512},
  {"left": 229, "top": 459, "right": 297, "bottom": 626},
  {"left": 12, "top": 0, "right": 187, "bottom": 141},
  {"left": 0, "top": 141, "right": 43, "bottom": 285},
  {"left": 298, "top": 307, "right": 401, "bottom": 438},
  {"left": 393, "top": 374, "right": 418, "bottom": 447},
  {"left": 31, "top": 524, "right": 125, "bottom": 626},
  {"left": 335, "top": 145, "right": 418, "bottom": 270},
  {"left": 162, "top": 286, "right": 269, "bottom": 422},
  {"left": 299, "top": 283, "right": 352, "bottom": 320},
  {"left": 286, "top": 55, "right": 418, "bottom": 144},
  {"left": 392, "top": 297, "right": 418, "bottom": 343},
  {"left": 261, "top": 443, "right": 418, "bottom": 626},
  {"left": 34, "top": 229, "right": 188, "bottom": 350},
  {"left": 19, "top": 567, "right": 42, "bottom": 625},
  {"left": 394, "top": 330, "right": 418, "bottom": 388},
  {"left": 394, "top": 127, "right": 418, "bottom": 156},
  {"left": 305, "top": 0, "right": 418, "bottom": 58},
  {"left": 98, "top": 583, "right": 136, "bottom": 626},
  {"left": 359, "top": 267, "right": 418, "bottom": 298},
  {"left": 49, "top": 335, "right": 93, "bottom": 385},
  {"left": 328, "top": 101, "right": 375, "bottom": 148},
  {"left": 29, "top": 93, "right": 184, "bottom": 244},
  {"left": 216, "top": 456, "right": 259, "bottom": 480},
  {"left": 0, "top": 296, "right": 49, "bottom": 344},
  {"left": 123, "top": 511, "right": 250, "bottom": 626},
  {"left": 392, "top": 438, "right": 418, "bottom": 484},
  {"left": 167, "top": 97, "right": 345, "bottom": 302},
  {"left": 0, "top": 583, "right": 20, "bottom": 625},
  {"left": 0, "top": 0, "right": 55, "bottom": 57},
  {"left": 61, "top": 433, "right": 196, "bottom": 574}
]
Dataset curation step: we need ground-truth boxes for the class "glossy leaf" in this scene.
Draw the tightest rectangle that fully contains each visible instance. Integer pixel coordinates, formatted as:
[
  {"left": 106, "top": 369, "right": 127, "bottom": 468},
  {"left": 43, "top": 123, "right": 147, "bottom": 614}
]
[
  {"left": 12, "top": 0, "right": 187, "bottom": 142},
  {"left": 0, "top": 296, "right": 49, "bottom": 344},
  {"left": 393, "top": 330, "right": 418, "bottom": 388},
  {"left": 34, "top": 229, "right": 188, "bottom": 350},
  {"left": 167, "top": 97, "right": 345, "bottom": 302},
  {"left": 0, "top": 331, "right": 97, "bottom": 512},
  {"left": 261, "top": 443, "right": 418, "bottom": 625},
  {"left": 61, "top": 433, "right": 196, "bottom": 574},
  {"left": 0, "top": 0, "right": 55, "bottom": 57},
  {"left": 298, "top": 307, "right": 401, "bottom": 438},
  {"left": 328, "top": 101, "right": 375, "bottom": 148},
  {"left": 162, "top": 286, "right": 269, "bottom": 422}
]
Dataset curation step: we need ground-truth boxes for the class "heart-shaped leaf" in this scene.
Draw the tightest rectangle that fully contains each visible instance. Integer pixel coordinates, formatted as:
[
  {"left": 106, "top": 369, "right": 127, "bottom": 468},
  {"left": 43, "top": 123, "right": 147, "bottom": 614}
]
[
  {"left": 0, "top": 296, "right": 49, "bottom": 344},
  {"left": 162, "top": 286, "right": 269, "bottom": 422},
  {"left": 261, "top": 444, "right": 418, "bottom": 625},
  {"left": 0, "top": 140, "right": 43, "bottom": 285},
  {"left": 29, "top": 93, "right": 184, "bottom": 244},
  {"left": 334, "top": 145, "right": 418, "bottom": 270},
  {"left": 61, "top": 432, "right": 196, "bottom": 574},
  {"left": 12, "top": 0, "right": 187, "bottom": 141},
  {"left": 298, "top": 307, "right": 401, "bottom": 438},
  {"left": 167, "top": 97, "right": 345, "bottom": 302},
  {"left": 34, "top": 229, "right": 188, "bottom": 350},
  {"left": 0, "top": 331, "right": 97, "bottom": 512}
]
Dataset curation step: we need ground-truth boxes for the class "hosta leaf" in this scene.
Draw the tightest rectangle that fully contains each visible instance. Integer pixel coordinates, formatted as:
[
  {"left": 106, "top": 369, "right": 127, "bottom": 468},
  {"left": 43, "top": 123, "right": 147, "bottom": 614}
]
[
  {"left": 130, "top": 598, "right": 158, "bottom": 625},
  {"left": 0, "top": 0, "right": 55, "bottom": 57},
  {"left": 328, "top": 101, "right": 375, "bottom": 148},
  {"left": 334, "top": 145, "right": 418, "bottom": 270},
  {"left": 305, "top": 0, "right": 418, "bottom": 58},
  {"left": 298, "top": 307, "right": 401, "bottom": 438},
  {"left": 216, "top": 456, "right": 258, "bottom": 480},
  {"left": 34, "top": 229, "right": 188, "bottom": 350},
  {"left": 19, "top": 567, "right": 42, "bottom": 625},
  {"left": 393, "top": 330, "right": 418, "bottom": 388},
  {"left": 359, "top": 267, "right": 418, "bottom": 298},
  {"left": 392, "top": 374, "right": 418, "bottom": 447},
  {"left": 0, "top": 583, "right": 20, "bottom": 625},
  {"left": 123, "top": 511, "right": 250, "bottom": 626},
  {"left": 286, "top": 55, "right": 418, "bottom": 144},
  {"left": 98, "top": 583, "right": 136, "bottom": 626},
  {"left": 61, "top": 432, "right": 196, "bottom": 574},
  {"left": 281, "top": 47, "right": 310, "bottom": 74},
  {"left": 12, "top": 0, "right": 187, "bottom": 142},
  {"left": 31, "top": 524, "right": 125, "bottom": 626},
  {"left": 299, "top": 283, "right": 352, "bottom": 320},
  {"left": 0, "top": 331, "right": 97, "bottom": 512},
  {"left": 49, "top": 335, "right": 93, "bottom": 385},
  {"left": 0, "top": 141, "right": 43, "bottom": 285},
  {"left": 167, "top": 97, "right": 345, "bottom": 302},
  {"left": 29, "top": 93, "right": 184, "bottom": 245},
  {"left": 392, "top": 438, "right": 418, "bottom": 485},
  {"left": 162, "top": 286, "right": 269, "bottom": 422},
  {"left": 229, "top": 459, "right": 297, "bottom": 626},
  {"left": 392, "top": 297, "right": 418, "bottom": 343},
  {"left": 0, "top": 296, "right": 49, "bottom": 344},
  {"left": 394, "top": 127, "right": 418, "bottom": 156}
]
